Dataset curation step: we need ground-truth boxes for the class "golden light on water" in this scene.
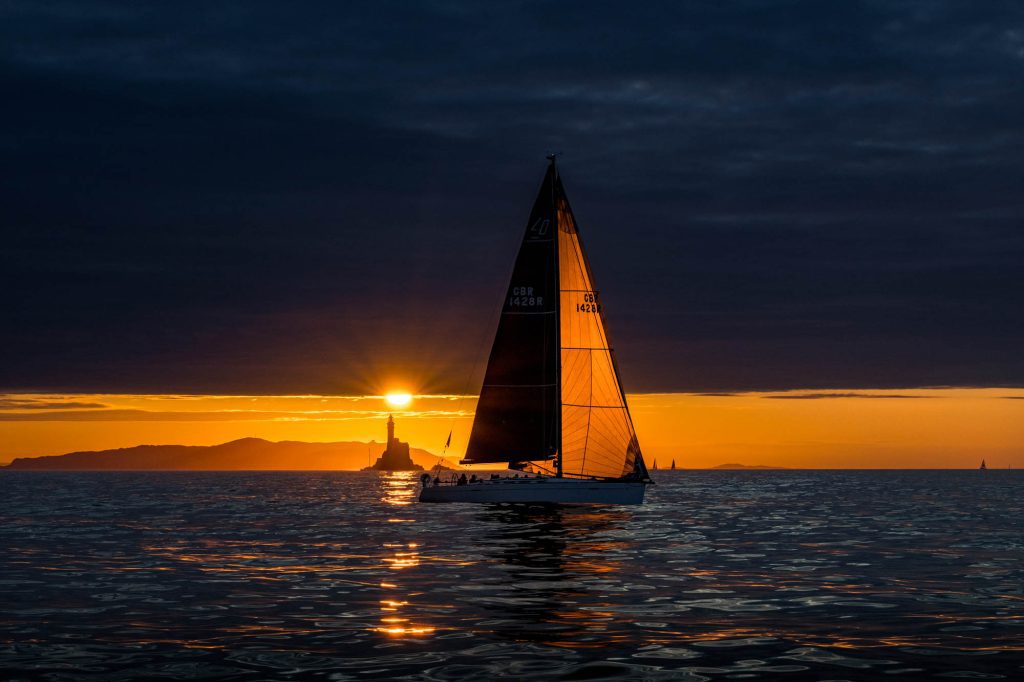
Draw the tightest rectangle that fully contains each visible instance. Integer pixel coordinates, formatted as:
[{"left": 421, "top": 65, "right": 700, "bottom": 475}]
[
  {"left": 375, "top": 624, "right": 436, "bottom": 636},
  {"left": 385, "top": 392, "right": 412, "bottom": 407},
  {"left": 381, "top": 471, "right": 418, "bottom": 507},
  {"left": 374, "top": 476, "right": 436, "bottom": 638}
]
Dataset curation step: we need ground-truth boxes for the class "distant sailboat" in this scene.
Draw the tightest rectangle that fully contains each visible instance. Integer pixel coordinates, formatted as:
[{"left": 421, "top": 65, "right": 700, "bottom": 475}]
[
  {"left": 980, "top": 459, "right": 987, "bottom": 470},
  {"left": 419, "top": 157, "right": 651, "bottom": 504},
  {"left": 652, "top": 459, "right": 658, "bottom": 471},
  {"left": 671, "top": 459, "right": 676, "bottom": 470}
]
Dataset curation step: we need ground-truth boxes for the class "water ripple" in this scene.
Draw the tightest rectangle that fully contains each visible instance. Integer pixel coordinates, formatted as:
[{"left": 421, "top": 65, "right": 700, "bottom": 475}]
[{"left": 1, "top": 470, "right": 1022, "bottom": 679}]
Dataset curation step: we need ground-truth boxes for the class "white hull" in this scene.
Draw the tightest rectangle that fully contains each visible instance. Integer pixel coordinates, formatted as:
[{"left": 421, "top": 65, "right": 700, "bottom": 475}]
[{"left": 418, "top": 476, "right": 646, "bottom": 505}]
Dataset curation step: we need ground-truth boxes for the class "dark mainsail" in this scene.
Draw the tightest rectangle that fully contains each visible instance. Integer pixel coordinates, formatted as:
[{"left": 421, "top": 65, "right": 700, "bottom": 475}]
[{"left": 462, "top": 165, "right": 560, "bottom": 464}]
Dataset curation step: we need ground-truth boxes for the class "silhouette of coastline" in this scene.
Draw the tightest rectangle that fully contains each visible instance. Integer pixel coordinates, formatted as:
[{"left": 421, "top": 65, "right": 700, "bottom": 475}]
[{"left": 3, "top": 436, "right": 452, "bottom": 471}]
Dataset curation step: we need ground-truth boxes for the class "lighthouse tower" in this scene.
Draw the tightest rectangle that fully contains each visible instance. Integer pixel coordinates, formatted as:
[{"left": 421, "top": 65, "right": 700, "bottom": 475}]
[{"left": 364, "top": 414, "right": 421, "bottom": 471}]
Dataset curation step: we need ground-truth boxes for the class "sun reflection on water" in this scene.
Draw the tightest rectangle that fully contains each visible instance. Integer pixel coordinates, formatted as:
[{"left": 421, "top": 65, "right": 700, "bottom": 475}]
[
  {"left": 374, "top": 539, "right": 436, "bottom": 637},
  {"left": 380, "top": 471, "right": 418, "bottom": 506},
  {"left": 372, "top": 472, "right": 437, "bottom": 637},
  {"left": 4, "top": 471, "right": 1023, "bottom": 677}
]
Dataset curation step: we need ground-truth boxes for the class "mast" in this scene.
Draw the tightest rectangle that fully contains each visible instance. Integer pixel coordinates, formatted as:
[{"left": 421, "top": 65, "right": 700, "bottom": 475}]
[{"left": 550, "top": 154, "right": 563, "bottom": 478}]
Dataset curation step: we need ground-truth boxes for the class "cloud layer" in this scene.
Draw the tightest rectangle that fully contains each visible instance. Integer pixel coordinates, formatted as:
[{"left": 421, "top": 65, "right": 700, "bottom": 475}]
[{"left": 2, "top": 1, "right": 1022, "bottom": 392}]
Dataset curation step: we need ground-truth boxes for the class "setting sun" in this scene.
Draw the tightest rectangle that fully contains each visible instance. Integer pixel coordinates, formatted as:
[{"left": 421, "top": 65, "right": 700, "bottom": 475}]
[{"left": 385, "top": 393, "right": 413, "bottom": 408}]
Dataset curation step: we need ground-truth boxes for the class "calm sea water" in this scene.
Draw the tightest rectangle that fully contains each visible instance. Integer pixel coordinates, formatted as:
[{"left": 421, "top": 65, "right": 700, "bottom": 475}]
[{"left": 1, "top": 471, "right": 1022, "bottom": 680}]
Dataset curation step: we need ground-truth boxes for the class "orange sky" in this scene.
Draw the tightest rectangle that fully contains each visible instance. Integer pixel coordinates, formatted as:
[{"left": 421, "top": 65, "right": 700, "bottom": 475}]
[{"left": 1, "top": 389, "right": 1021, "bottom": 469}]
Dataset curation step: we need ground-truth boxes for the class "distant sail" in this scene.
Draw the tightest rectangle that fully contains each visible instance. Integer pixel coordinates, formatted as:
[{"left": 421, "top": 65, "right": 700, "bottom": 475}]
[
  {"left": 671, "top": 459, "right": 676, "bottom": 470},
  {"left": 980, "top": 459, "right": 987, "bottom": 470}
]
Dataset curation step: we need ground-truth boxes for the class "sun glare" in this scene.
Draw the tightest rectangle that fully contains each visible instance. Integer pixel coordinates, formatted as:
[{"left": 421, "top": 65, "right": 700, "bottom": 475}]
[{"left": 385, "top": 393, "right": 413, "bottom": 408}]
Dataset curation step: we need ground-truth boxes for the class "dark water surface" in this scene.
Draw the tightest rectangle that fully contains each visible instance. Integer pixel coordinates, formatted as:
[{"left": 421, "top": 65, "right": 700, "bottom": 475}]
[{"left": 2, "top": 471, "right": 1022, "bottom": 680}]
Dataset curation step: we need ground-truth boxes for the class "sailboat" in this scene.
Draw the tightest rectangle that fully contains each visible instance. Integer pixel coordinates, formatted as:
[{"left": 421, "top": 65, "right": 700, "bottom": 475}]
[
  {"left": 670, "top": 459, "right": 676, "bottom": 470},
  {"left": 980, "top": 459, "right": 987, "bottom": 470},
  {"left": 419, "top": 157, "right": 651, "bottom": 504},
  {"left": 652, "top": 459, "right": 658, "bottom": 471}
]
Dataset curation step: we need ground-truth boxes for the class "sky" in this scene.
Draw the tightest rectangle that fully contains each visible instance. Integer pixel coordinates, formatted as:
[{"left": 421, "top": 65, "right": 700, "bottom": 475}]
[
  {"left": 1, "top": 3, "right": 1022, "bottom": 466},
  {"left": 2, "top": 0, "right": 1022, "bottom": 395}
]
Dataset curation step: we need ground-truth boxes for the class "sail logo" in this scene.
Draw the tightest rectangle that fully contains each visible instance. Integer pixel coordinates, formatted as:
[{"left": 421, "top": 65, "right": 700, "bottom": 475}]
[
  {"left": 509, "top": 286, "right": 544, "bottom": 308},
  {"left": 527, "top": 218, "right": 550, "bottom": 240}
]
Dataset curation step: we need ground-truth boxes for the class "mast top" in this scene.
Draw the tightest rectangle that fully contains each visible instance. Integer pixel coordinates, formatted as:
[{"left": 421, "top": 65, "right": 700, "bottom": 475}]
[{"left": 546, "top": 152, "right": 560, "bottom": 165}]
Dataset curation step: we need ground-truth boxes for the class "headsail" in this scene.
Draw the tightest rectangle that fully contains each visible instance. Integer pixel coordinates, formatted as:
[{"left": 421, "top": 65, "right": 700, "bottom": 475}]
[
  {"left": 462, "top": 165, "right": 559, "bottom": 464},
  {"left": 554, "top": 174, "right": 644, "bottom": 480}
]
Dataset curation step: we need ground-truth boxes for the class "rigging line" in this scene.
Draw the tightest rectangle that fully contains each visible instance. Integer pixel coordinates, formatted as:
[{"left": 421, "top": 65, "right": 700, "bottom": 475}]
[
  {"left": 575, "top": 430, "right": 619, "bottom": 453},
  {"left": 563, "top": 215, "right": 594, "bottom": 312},
  {"left": 552, "top": 162, "right": 563, "bottom": 479},
  {"left": 580, "top": 335, "right": 593, "bottom": 475},
  {"left": 562, "top": 353, "right": 589, "bottom": 388},
  {"left": 583, "top": 428, "right": 625, "bottom": 454},
  {"left": 571, "top": 448, "right": 625, "bottom": 466},
  {"left": 592, "top": 365, "right": 622, "bottom": 403},
  {"left": 573, "top": 441, "right": 622, "bottom": 460}
]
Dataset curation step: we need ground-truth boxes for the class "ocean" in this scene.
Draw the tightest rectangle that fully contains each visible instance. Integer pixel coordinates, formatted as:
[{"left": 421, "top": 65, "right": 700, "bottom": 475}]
[{"left": 1, "top": 470, "right": 1022, "bottom": 680}]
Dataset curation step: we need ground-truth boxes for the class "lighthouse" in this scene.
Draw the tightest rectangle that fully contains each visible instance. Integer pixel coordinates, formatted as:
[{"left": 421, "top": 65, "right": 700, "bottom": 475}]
[{"left": 363, "top": 414, "right": 422, "bottom": 471}]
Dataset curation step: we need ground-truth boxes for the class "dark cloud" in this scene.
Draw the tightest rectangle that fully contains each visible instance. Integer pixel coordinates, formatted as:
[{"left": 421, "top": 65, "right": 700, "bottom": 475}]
[
  {"left": 1, "top": 1, "right": 1022, "bottom": 393},
  {"left": 761, "top": 392, "right": 934, "bottom": 400},
  {"left": 0, "top": 399, "right": 108, "bottom": 410},
  {"left": 0, "top": 409, "right": 449, "bottom": 422}
]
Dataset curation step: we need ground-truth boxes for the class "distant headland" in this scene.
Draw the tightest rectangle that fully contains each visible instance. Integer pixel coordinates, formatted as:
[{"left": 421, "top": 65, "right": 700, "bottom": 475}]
[{"left": 2, "top": 434, "right": 457, "bottom": 471}]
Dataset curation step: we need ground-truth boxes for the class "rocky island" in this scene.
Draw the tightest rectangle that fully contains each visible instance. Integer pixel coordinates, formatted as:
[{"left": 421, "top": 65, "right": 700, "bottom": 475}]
[{"left": 363, "top": 414, "right": 423, "bottom": 472}]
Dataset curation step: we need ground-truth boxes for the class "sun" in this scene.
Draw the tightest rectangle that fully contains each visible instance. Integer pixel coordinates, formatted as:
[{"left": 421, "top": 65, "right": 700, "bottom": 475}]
[{"left": 385, "top": 393, "right": 413, "bottom": 408}]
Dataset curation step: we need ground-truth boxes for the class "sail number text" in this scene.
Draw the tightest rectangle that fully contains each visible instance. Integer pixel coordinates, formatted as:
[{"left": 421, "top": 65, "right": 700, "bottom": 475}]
[
  {"left": 576, "top": 292, "right": 602, "bottom": 313},
  {"left": 509, "top": 286, "right": 544, "bottom": 308}
]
